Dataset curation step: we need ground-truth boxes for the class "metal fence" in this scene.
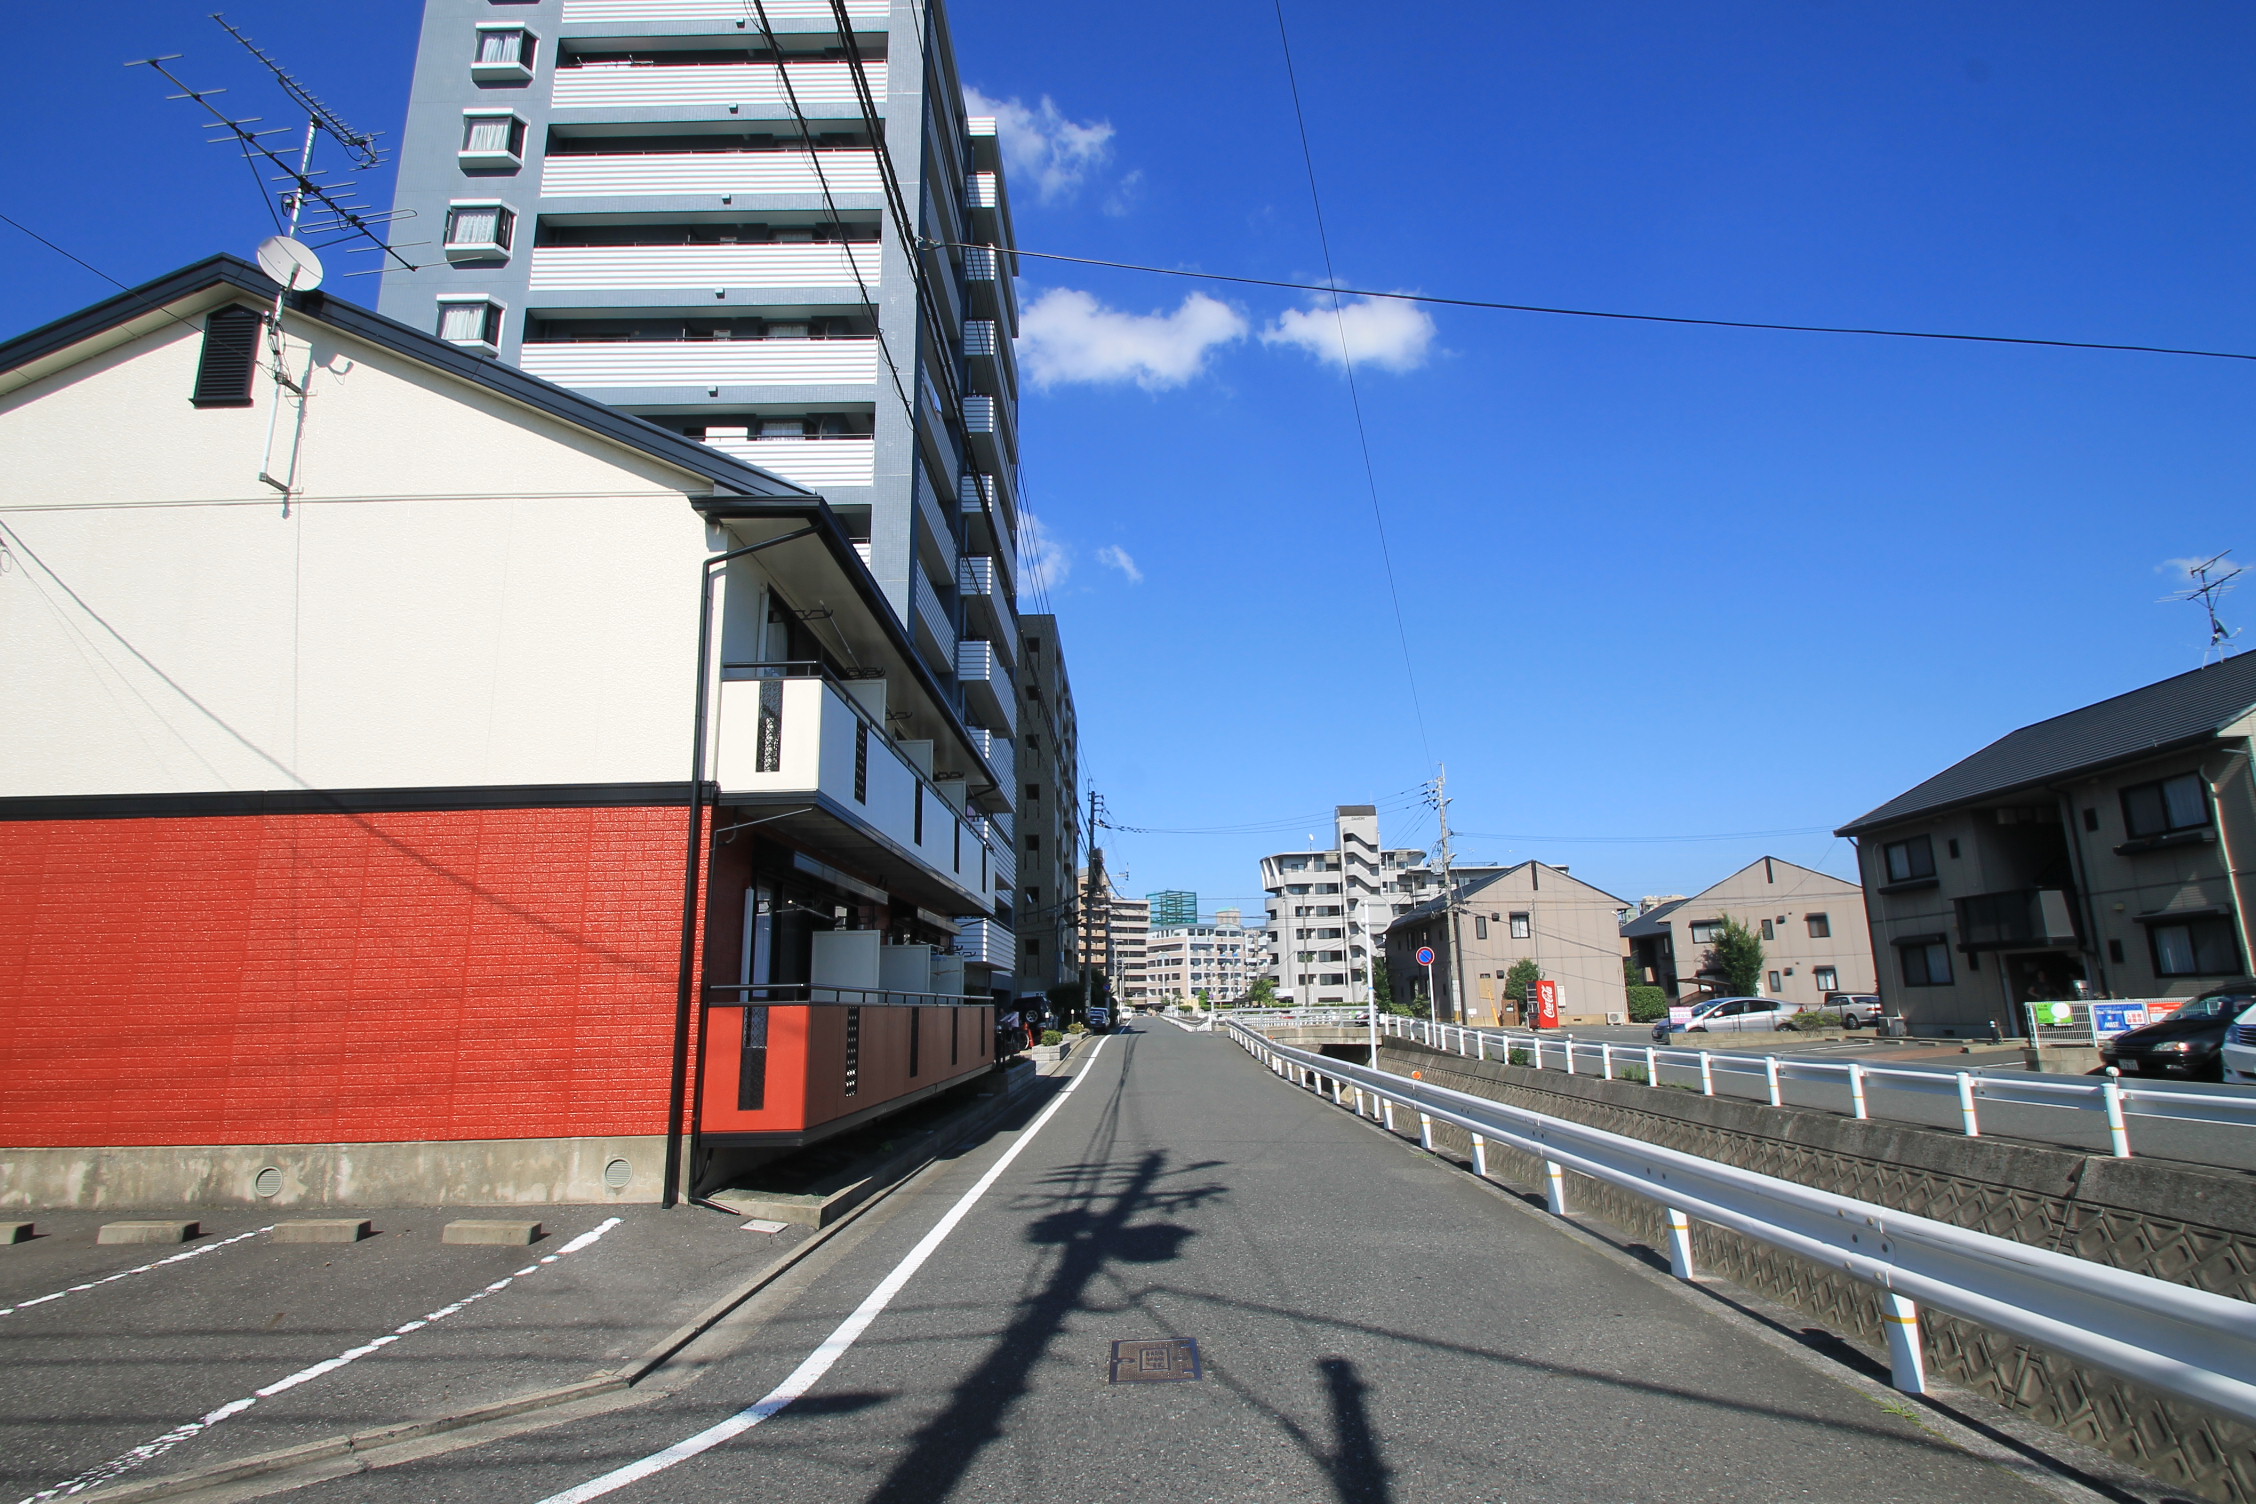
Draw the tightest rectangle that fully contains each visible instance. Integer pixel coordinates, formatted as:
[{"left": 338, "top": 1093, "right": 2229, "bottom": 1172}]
[
  {"left": 1226, "top": 1020, "right": 2256, "bottom": 1421},
  {"left": 1371, "top": 1014, "right": 2256, "bottom": 1159}
]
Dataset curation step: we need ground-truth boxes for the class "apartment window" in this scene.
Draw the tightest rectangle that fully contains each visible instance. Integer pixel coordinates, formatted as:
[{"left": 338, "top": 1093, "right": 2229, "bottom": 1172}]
[
  {"left": 2108, "top": 939, "right": 2125, "bottom": 963},
  {"left": 1026, "top": 833, "right": 1040, "bottom": 852},
  {"left": 1474, "top": 916, "right": 1488, "bottom": 940},
  {"left": 1883, "top": 835, "right": 1936, "bottom": 884},
  {"left": 2122, "top": 773, "right": 2210, "bottom": 839},
  {"left": 190, "top": 305, "right": 261, "bottom": 408},
  {"left": 472, "top": 24, "right": 537, "bottom": 80},
  {"left": 2151, "top": 916, "right": 2241, "bottom": 977},
  {"left": 1688, "top": 921, "right": 1722, "bottom": 946},
  {"left": 1510, "top": 913, "right": 1531, "bottom": 940},
  {"left": 435, "top": 296, "right": 503, "bottom": 349},
  {"left": 459, "top": 111, "right": 528, "bottom": 167},
  {"left": 2083, "top": 808, "right": 2100, "bottom": 832},
  {"left": 1900, "top": 940, "right": 1953, "bottom": 987},
  {"left": 1759, "top": 918, "right": 1776, "bottom": 941},
  {"left": 1025, "top": 783, "right": 1040, "bottom": 803},
  {"left": 1806, "top": 913, "right": 1831, "bottom": 939},
  {"left": 738, "top": 1005, "right": 769, "bottom": 1111},
  {"left": 1768, "top": 970, "right": 1783, "bottom": 993},
  {"left": 1813, "top": 966, "right": 1838, "bottom": 992},
  {"left": 908, "top": 1008, "right": 921, "bottom": 1077},
  {"left": 443, "top": 201, "right": 515, "bottom": 260}
]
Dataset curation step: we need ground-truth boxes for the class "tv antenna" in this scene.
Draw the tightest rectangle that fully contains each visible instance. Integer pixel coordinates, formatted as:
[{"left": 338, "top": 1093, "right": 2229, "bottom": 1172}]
[{"left": 2161, "top": 551, "right": 2244, "bottom": 661}]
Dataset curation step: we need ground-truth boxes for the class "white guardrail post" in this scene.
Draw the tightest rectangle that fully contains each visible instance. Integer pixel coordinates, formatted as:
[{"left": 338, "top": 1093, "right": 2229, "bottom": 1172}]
[
  {"left": 1956, "top": 1072, "right": 1980, "bottom": 1137},
  {"left": 1848, "top": 1061, "right": 1869, "bottom": 1120},
  {"left": 1471, "top": 1132, "right": 1488, "bottom": 1179},
  {"left": 1565, "top": 1037, "right": 1577, "bottom": 1077},
  {"left": 1765, "top": 1055, "right": 1782, "bottom": 1108},
  {"left": 1699, "top": 1051, "right": 1715, "bottom": 1097},
  {"left": 1224, "top": 1020, "right": 2256, "bottom": 1414},
  {"left": 1601, "top": 1042, "right": 1614, "bottom": 1080},
  {"left": 1645, "top": 1044, "right": 1658, "bottom": 1084},
  {"left": 1420, "top": 1111, "right": 1435, "bottom": 1151},
  {"left": 2104, "top": 1069, "right": 2132, "bottom": 1157}
]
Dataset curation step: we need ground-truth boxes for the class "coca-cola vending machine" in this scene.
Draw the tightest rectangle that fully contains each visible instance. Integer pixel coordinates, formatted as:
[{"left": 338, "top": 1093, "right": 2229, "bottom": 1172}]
[{"left": 1533, "top": 979, "right": 1562, "bottom": 1029}]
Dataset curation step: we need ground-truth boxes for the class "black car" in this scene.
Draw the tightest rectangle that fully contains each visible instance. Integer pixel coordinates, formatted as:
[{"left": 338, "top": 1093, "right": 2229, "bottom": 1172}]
[{"left": 2098, "top": 987, "right": 2256, "bottom": 1080}]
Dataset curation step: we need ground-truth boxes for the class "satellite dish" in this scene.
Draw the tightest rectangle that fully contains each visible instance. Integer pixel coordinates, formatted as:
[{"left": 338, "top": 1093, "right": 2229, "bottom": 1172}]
[{"left": 255, "top": 235, "right": 325, "bottom": 292}]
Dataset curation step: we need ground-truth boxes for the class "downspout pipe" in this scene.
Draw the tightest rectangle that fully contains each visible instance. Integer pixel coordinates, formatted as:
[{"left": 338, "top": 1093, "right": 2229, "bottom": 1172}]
[{"left": 667, "top": 523, "right": 819, "bottom": 1209}]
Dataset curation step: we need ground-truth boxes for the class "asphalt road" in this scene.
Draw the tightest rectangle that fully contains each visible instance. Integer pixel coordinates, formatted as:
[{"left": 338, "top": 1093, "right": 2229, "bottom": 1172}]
[{"left": 269, "top": 1021, "right": 2058, "bottom": 1504}]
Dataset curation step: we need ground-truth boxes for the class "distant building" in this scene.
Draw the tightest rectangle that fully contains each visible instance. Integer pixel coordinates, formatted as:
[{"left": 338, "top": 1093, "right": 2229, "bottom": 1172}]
[
  {"left": 1259, "top": 806, "right": 1433, "bottom": 1005},
  {"left": 1108, "top": 892, "right": 1151, "bottom": 1003},
  {"left": 1621, "top": 858, "right": 1876, "bottom": 1011},
  {"left": 1388, "top": 863, "right": 1631, "bottom": 1025},
  {"left": 1015, "top": 615, "right": 1079, "bottom": 994},
  {"left": 1837, "top": 658, "right": 2256, "bottom": 1035},
  {"left": 1147, "top": 889, "right": 1198, "bottom": 929},
  {"left": 1143, "top": 918, "right": 1262, "bottom": 1006}
]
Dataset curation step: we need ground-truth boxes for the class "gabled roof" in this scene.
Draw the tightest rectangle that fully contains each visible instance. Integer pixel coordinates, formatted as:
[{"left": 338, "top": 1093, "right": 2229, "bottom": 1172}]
[
  {"left": 1385, "top": 861, "right": 1626, "bottom": 933},
  {"left": 1620, "top": 898, "right": 1690, "bottom": 939},
  {"left": 1617, "top": 856, "right": 1857, "bottom": 935},
  {"left": 1837, "top": 655, "right": 2256, "bottom": 836}
]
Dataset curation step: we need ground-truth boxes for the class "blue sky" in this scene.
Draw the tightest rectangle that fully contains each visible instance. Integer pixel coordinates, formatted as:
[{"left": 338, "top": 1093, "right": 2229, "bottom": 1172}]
[{"left": 5, "top": 3, "right": 2251, "bottom": 914}]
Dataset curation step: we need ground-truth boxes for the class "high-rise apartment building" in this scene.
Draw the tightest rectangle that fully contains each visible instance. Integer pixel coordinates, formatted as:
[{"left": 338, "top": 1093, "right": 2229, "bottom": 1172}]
[
  {"left": 1143, "top": 917, "right": 1261, "bottom": 1005},
  {"left": 1014, "top": 613, "right": 1079, "bottom": 995},
  {"left": 1146, "top": 890, "right": 1197, "bottom": 928},
  {"left": 1259, "top": 805, "right": 1435, "bottom": 1005},
  {"left": 381, "top": 0, "right": 1031, "bottom": 993}
]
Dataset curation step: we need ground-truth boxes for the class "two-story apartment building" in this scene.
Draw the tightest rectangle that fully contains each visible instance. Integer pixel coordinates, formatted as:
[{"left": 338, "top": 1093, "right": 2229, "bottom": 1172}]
[
  {"left": 1621, "top": 857, "right": 1875, "bottom": 1009},
  {"left": 1387, "top": 863, "right": 1631, "bottom": 1026},
  {"left": 1837, "top": 658, "right": 2256, "bottom": 1035}
]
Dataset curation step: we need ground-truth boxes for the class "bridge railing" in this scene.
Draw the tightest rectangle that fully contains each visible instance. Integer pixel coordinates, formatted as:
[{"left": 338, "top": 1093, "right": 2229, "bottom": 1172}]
[
  {"left": 1367, "top": 1014, "right": 2256, "bottom": 1160},
  {"left": 1226, "top": 1019, "right": 2256, "bottom": 1424}
]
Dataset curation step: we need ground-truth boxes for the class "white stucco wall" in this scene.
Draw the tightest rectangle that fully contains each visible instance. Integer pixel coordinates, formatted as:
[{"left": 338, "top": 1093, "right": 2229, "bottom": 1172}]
[{"left": 0, "top": 300, "right": 733, "bottom": 796}]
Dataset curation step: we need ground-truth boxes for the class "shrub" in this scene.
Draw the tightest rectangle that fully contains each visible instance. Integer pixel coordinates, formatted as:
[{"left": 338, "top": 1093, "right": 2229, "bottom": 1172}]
[
  {"left": 1041, "top": 1029, "right": 1064, "bottom": 1047},
  {"left": 1066, "top": 1022, "right": 1089, "bottom": 1035},
  {"left": 1626, "top": 985, "right": 1670, "bottom": 1022},
  {"left": 1615, "top": 1065, "right": 1651, "bottom": 1085},
  {"left": 1781, "top": 1010, "right": 1839, "bottom": 1033},
  {"left": 1507, "top": 1045, "right": 1534, "bottom": 1067}
]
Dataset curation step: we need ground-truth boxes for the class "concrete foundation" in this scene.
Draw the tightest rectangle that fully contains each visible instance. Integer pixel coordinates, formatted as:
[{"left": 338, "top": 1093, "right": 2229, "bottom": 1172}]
[
  {"left": 443, "top": 1219, "right": 543, "bottom": 1245},
  {"left": 97, "top": 1220, "right": 197, "bottom": 1244},
  {"left": 273, "top": 1219, "right": 374, "bottom": 1243},
  {"left": 0, "top": 1134, "right": 669, "bottom": 1211}
]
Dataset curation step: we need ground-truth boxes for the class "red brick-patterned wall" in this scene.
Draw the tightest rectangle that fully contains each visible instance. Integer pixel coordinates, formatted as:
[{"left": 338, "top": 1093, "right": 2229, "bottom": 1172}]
[{"left": 0, "top": 805, "right": 698, "bottom": 1148}]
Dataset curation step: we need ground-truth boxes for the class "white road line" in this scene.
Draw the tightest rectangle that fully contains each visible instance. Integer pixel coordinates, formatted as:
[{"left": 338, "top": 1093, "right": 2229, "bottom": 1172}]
[
  {"left": 533, "top": 1037, "right": 1117, "bottom": 1504},
  {"left": 0, "top": 1226, "right": 273, "bottom": 1318},
  {"left": 19, "top": 1218, "right": 623, "bottom": 1503}
]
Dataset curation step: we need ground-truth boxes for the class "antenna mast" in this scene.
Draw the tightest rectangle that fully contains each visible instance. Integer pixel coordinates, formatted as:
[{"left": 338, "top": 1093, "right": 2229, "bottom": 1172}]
[{"left": 2162, "top": 552, "right": 2244, "bottom": 662}]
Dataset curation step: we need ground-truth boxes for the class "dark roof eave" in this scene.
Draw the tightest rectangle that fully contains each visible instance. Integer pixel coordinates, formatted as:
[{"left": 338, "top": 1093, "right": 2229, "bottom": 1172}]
[{"left": 1834, "top": 725, "right": 2231, "bottom": 836}]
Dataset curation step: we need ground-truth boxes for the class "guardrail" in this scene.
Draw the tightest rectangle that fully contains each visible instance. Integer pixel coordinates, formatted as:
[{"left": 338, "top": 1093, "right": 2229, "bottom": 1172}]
[
  {"left": 1226, "top": 1020, "right": 2256, "bottom": 1421},
  {"left": 706, "top": 983, "right": 988, "bottom": 1009},
  {"left": 1217, "top": 1007, "right": 1372, "bottom": 1028},
  {"left": 1370, "top": 1014, "right": 2256, "bottom": 1159}
]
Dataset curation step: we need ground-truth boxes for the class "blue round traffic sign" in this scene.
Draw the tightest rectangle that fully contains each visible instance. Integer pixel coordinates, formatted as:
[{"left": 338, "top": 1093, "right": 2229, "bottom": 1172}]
[{"left": 1415, "top": 947, "right": 1436, "bottom": 966}]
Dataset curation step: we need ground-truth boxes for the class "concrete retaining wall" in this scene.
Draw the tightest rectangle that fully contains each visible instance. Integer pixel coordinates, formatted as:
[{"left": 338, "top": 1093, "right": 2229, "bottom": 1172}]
[{"left": 1379, "top": 1039, "right": 2256, "bottom": 1503}]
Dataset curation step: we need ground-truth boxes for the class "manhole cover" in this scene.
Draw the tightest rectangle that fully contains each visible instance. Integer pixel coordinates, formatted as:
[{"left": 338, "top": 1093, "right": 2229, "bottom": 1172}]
[{"left": 1109, "top": 1338, "right": 1203, "bottom": 1383}]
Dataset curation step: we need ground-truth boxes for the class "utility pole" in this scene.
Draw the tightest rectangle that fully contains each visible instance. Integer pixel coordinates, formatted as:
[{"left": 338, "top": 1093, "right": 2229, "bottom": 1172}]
[
  {"left": 1431, "top": 766, "right": 1467, "bottom": 1026},
  {"left": 1080, "top": 789, "right": 1105, "bottom": 1023}
]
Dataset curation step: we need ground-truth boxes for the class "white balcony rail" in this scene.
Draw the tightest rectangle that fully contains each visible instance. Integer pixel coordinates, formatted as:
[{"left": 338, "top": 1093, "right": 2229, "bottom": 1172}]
[
  {"left": 968, "top": 727, "right": 1013, "bottom": 791},
  {"left": 954, "top": 916, "right": 1016, "bottom": 970},
  {"left": 1372, "top": 1015, "right": 2256, "bottom": 1162},
  {"left": 528, "top": 243, "right": 880, "bottom": 292},
  {"left": 554, "top": 60, "right": 885, "bottom": 110},
  {"left": 541, "top": 150, "right": 883, "bottom": 199},
  {"left": 520, "top": 338, "right": 877, "bottom": 388},
  {"left": 562, "top": 0, "right": 885, "bottom": 20},
  {"left": 911, "top": 570, "right": 954, "bottom": 656},
  {"left": 1232, "top": 1020, "right": 2256, "bottom": 1423},
  {"left": 700, "top": 434, "right": 874, "bottom": 488}
]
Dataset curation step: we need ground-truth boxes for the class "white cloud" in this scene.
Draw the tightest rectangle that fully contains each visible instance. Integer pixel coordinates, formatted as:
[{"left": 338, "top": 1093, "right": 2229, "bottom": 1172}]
[
  {"left": 1018, "top": 288, "right": 1248, "bottom": 390},
  {"left": 1096, "top": 544, "right": 1143, "bottom": 584},
  {"left": 963, "top": 86, "right": 1115, "bottom": 203},
  {"left": 1021, "top": 512, "right": 1070, "bottom": 593},
  {"left": 1262, "top": 294, "right": 1438, "bottom": 374}
]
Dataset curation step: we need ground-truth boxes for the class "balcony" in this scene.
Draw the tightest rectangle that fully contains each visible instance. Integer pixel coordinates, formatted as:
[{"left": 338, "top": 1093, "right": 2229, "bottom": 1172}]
[
  {"left": 961, "top": 394, "right": 1016, "bottom": 473},
  {"left": 966, "top": 172, "right": 1011, "bottom": 249},
  {"left": 910, "top": 570, "right": 955, "bottom": 675},
  {"left": 553, "top": 60, "right": 885, "bottom": 110},
  {"left": 956, "top": 639, "right": 1015, "bottom": 734},
  {"left": 963, "top": 319, "right": 1015, "bottom": 404},
  {"left": 699, "top": 434, "right": 874, "bottom": 488},
  {"left": 562, "top": 0, "right": 886, "bottom": 17},
  {"left": 969, "top": 727, "right": 1013, "bottom": 794},
  {"left": 1954, "top": 888, "right": 2080, "bottom": 952},
  {"left": 519, "top": 337, "right": 877, "bottom": 391},
  {"left": 911, "top": 468, "right": 957, "bottom": 581},
  {"left": 529, "top": 243, "right": 880, "bottom": 293},
  {"left": 953, "top": 916, "right": 1016, "bottom": 972},
  {"left": 979, "top": 818, "right": 1016, "bottom": 890},
  {"left": 541, "top": 150, "right": 883, "bottom": 200},
  {"left": 958, "top": 555, "right": 1012, "bottom": 644},
  {"left": 959, "top": 245, "right": 1017, "bottom": 334},
  {"left": 713, "top": 666, "right": 998, "bottom": 915}
]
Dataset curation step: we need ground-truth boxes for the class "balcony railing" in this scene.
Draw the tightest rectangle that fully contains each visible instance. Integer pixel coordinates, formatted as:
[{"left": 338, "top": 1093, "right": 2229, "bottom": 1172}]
[
  {"left": 1954, "top": 888, "right": 2080, "bottom": 951},
  {"left": 911, "top": 570, "right": 955, "bottom": 669},
  {"left": 553, "top": 60, "right": 885, "bottom": 110},
  {"left": 519, "top": 337, "right": 877, "bottom": 388},
  {"left": 700, "top": 434, "right": 875, "bottom": 488},
  {"left": 969, "top": 727, "right": 1013, "bottom": 792},
  {"left": 713, "top": 663, "right": 997, "bottom": 909},
  {"left": 953, "top": 916, "right": 1016, "bottom": 970},
  {"left": 562, "top": 0, "right": 885, "bottom": 19},
  {"left": 706, "top": 982, "right": 984, "bottom": 1008},
  {"left": 542, "top": 150, "right": 883, "bottom": 199},
  {"left": 528, "top": 243, "right": 880, "bottom": 292},
  {"left": 956, "top": 639, "right": 1016, "bottom": 733}
]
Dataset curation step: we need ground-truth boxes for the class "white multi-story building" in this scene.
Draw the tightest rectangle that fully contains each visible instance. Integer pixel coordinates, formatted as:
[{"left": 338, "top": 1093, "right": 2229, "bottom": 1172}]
[
  {"left": 1143, "top": 920, "right": 1262, "bottom": 1006},
  {"left": 1259, "top": 805, "right": 1435, "bottom": 1006},
  {"left": 379, "top": 0, "right": 1030, "bottom": 991}
]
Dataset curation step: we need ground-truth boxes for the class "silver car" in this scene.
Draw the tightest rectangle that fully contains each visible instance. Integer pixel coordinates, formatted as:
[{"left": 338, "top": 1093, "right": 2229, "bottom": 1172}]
[{"left": 1684, "top": 996, "right": 1804, "bottom": 1033}]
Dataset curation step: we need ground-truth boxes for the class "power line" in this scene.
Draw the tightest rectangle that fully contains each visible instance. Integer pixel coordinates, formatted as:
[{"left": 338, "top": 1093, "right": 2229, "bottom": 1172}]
[
  {"left": 1452, "top": 824, "right": 1835, "bottom": 845},
  {"left": 0, "top": 213, "right": 209, "bottom": 339},
  {"left": 937, "top": 242, "right": 2256, "bottom": 366},
  {"left": 1270, "top": 0, "right": 1434, "bottom": 767}
]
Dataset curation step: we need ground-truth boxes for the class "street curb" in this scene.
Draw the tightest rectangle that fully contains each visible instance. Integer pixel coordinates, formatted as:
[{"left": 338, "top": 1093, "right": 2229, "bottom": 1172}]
[{"left": 84, "top": 1061, "right": 1054, "bottom": 1504}]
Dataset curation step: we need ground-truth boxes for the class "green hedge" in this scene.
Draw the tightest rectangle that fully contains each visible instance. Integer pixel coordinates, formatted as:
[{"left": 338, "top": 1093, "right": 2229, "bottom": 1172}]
[{"left": 1626, "top": 985, "right": 1670, "bottom": 1022}]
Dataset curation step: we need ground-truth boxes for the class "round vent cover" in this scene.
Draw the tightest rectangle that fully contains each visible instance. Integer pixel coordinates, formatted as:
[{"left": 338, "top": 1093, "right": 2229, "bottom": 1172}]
[
  {"left": 603, "top": 1157, "right": 633, "bottom": 1189},
  {"left": 253, "top": 1166, "right": 283, "bottom": 1198}
]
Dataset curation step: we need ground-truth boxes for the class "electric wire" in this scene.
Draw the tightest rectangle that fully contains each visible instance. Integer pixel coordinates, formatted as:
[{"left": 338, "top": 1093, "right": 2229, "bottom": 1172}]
[
  {"left": 939, "top": 241, "right": 2256, "bottom": 366},
  {"left": 1270, "top": 0, "right": 1433, "bottom": 765},
  {"left": 0, "top": 214, "right": 209, "bottom": 339}
]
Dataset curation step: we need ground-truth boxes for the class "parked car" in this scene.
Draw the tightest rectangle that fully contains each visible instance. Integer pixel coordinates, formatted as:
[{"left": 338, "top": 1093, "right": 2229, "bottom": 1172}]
[
  {"left": 1651, "top": 996, "right": 1804, "bottom": 1040},
  {"left": 1822, "top": 993, "right": 1883, "bottom": 1028},
  {"left": 2103, "top": 986, "right": 2256, "bottom": 1082}
]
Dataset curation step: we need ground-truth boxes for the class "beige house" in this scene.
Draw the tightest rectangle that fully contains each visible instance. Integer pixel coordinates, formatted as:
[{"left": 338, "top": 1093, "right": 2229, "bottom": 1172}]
[
  {"left": 1838, "top": 657, "right": 2256, "bottom": 1036},
  {"left": 1622, "top": 857, "right": 1875, "bottom": 1009},
  {"left": 1386, "top": 863, "right": 1629, "bottom": 1026}
]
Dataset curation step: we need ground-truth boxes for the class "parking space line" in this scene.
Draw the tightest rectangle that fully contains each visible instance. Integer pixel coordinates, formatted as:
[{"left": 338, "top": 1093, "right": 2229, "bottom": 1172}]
[
  {"left": 0, "top": 1226, "right": 273, "bottom": 1319},
  {"left": 531, "top": 1036, "right": 1116, "bottom": 1504},
  {"left": 17, "top": 1218, "right": 623, "bottom": 1503}
]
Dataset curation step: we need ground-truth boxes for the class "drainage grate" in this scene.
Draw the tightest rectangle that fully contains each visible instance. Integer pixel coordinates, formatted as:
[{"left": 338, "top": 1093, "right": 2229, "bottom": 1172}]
[{"left": 1109, "top": 1338, "right": 1203, "bottom": 1383}]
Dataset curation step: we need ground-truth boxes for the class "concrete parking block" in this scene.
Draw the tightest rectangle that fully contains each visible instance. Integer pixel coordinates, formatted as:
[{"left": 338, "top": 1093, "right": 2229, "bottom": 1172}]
[
  {"left": 273, "top": 1219, "right": 373, "bottom": 1244},
  {"left": 97, "top": 1220, "right": 198, "bottom": 1245},
  {"left": 442, "top": 1219, "right": 542, "bottom": 1246},
  {"left": 0, "top": 1221, "right": 32, "bottom": 1244}
]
